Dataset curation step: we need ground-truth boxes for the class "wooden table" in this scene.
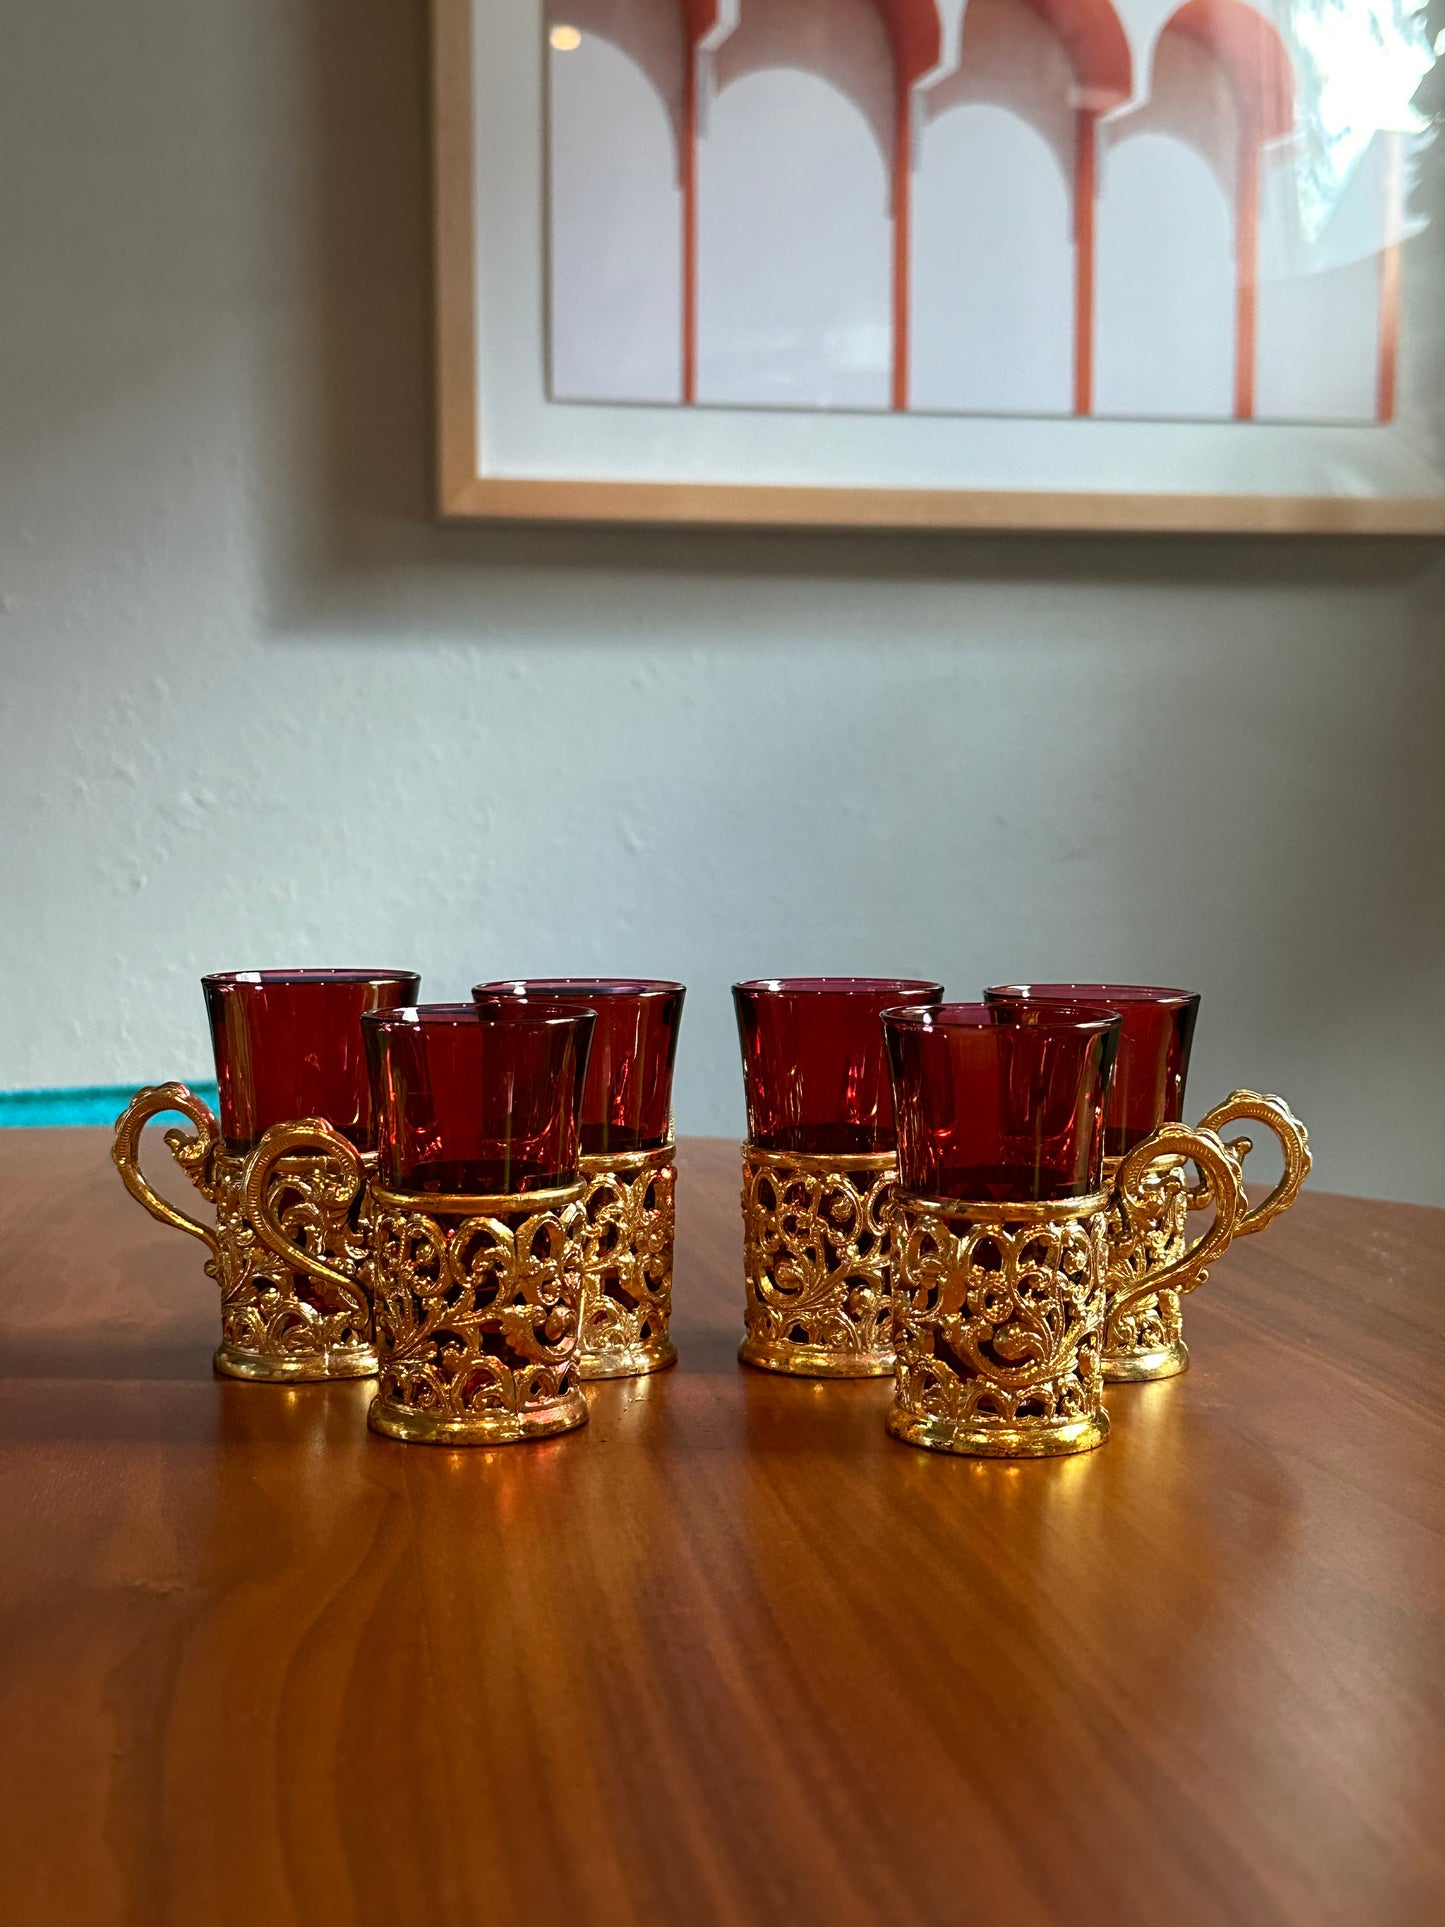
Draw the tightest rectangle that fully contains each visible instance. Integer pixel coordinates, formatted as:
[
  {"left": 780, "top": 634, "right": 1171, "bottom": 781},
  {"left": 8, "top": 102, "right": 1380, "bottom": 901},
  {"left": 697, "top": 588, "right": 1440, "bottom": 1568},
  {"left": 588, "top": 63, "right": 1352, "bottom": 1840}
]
[{"left": 1, "top": 1129, "right": 1441, "bottom": 1926}]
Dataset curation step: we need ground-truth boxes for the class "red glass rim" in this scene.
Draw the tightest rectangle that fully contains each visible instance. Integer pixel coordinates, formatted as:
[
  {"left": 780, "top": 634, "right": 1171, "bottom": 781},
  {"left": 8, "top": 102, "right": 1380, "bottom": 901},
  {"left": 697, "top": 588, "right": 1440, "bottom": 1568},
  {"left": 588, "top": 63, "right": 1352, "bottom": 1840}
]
[
  {"left": 986, "top": 983, "right": 1200, "bottom": 1155},
  {"left": 885, "top": 1002, "right": 1121, "bottom": 1201},
  {"left": 202, "top": 968, "right": 418, "bottom": 988},
  {"left": 883, "top": 1000, "right": 1122, "bottom": 1035},
  {"left": 477, "top": 979, "right": 684, "bottom": 1155},
  {"left": 201, "top": 968, "right": 421, "bottom": 1152},
  {"left": 364, "top": 1000, "right": 596, "bottom": 1033},
  {"left": 733, "top": 977, "right": 941, "bottom": 1155},
  {"left": 362, "top": 999, "right": 593, "bottom": 1192},
  {"left": 733, "top": 977, "right": 944, "bottom": 997},
  {"left": 987, "top": 982, "right": 1197, "bottom": 1009},
  {"left": 475, "top": 978, "right": 684, "bottom": 1001}
]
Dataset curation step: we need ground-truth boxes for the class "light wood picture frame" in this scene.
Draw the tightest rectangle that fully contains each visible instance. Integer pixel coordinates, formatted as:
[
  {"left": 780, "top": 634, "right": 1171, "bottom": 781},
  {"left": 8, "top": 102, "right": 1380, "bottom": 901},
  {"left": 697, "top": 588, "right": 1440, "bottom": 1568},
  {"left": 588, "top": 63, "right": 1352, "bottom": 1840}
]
[{"left": 434, "top": 0, "right": 1445, "bottom": 534}]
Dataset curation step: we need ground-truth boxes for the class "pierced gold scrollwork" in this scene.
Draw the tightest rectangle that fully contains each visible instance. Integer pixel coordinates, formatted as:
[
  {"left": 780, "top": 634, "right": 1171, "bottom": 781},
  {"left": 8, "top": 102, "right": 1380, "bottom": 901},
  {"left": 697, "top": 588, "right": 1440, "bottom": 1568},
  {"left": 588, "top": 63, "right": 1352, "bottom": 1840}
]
[
  {"left": 1101, "top": 1155, "right": 1192, "bottom": 1377},
  {"left": 1102, "top": 1097, "right": 1307, "bottom": 1383},
  {"left": 113, "top": 1081, "right": 223, "bottom": 1247},
  {"left": 113, "top": 1085, "right": 377, "bottom": 1382},
  {"left": 1193, "top": 1090, "right": 1311, "bottom": 1237},
  {"left": 215, "top": 1148, "right": 372, "bottom": 1375},
  {"left": 365, "top": 1184, "right": 590, "bottom": 1444},
  {"left": 739, "top": 1145, "right": 898, "bottom": 1377},
  {"left": 577, "top": 1145, "right": 677, "bottom": 1380},
  {"left": 888, "top": 1192, "right": 1113, "bottom": 1458},
  {"left": 246, "top": 1123, "right": 591, "bottom": 1444}
]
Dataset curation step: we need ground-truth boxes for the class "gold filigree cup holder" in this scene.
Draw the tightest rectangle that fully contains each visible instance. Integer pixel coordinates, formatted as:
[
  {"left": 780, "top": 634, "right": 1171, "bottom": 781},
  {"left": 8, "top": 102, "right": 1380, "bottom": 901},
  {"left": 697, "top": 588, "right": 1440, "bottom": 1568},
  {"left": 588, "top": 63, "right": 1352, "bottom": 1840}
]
[
  {"left": 113, "top": 1085, "right": 377, "bottom": 1382},
  {"left": 364, "top": 1179, "right": 590, "bottom": 1445},
  {"left": 1102, "top": 1099, "right": 1306, "bottom": 1383},
  {"left": 888, "top": 1189, "right": 1113, "bottom": 1458},
  {"left": 740, "top": 1144, "right": 898, "bottom": 1377},
  {"left": 577, "top": 1143, "right": 677, "bottom": 1380},
  {"left": 247, "top": 1123, "right": 591, "bottom": 1446}
]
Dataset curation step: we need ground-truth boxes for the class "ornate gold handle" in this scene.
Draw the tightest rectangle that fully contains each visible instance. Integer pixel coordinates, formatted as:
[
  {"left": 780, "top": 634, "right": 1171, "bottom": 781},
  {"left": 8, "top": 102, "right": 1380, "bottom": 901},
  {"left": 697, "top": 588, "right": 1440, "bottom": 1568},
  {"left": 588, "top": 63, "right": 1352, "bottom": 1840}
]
[
  {"left": 1110, "top": 1122, "right": 1246, "bottom": 1320},
  {"left": 112, "top": 1081, "right": 222, "bottom": 1257},
  {"left": 1193, "top": 1089, "right": 1310, "bottom": 1237},
  {"left": 241, "top": 1118, "right": 364, "bottom": 1293}
]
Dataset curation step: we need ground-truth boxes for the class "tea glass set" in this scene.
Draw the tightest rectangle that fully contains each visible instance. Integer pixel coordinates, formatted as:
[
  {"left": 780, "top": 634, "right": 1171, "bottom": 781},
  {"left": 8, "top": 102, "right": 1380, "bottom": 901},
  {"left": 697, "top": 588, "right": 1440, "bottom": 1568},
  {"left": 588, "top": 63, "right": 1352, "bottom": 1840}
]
[{"left": 114, "top": 972, "right": 1308, "bottom": 1457}]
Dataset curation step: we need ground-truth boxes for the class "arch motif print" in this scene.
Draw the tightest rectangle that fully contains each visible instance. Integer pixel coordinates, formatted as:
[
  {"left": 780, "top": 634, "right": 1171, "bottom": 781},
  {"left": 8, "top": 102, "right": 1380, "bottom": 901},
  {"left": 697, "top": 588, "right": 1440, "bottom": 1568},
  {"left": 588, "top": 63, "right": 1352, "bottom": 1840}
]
[{"left": 544, "top": 0, "right": 1430, "bottom": 427}]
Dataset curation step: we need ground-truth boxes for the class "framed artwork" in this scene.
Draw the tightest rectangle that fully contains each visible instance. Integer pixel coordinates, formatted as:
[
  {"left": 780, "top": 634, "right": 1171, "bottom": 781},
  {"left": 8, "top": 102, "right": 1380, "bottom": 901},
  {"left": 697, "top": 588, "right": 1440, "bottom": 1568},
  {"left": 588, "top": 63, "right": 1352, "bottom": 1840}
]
[{"left": 435, "top": 0, "right": 1445, "bottom": 532}]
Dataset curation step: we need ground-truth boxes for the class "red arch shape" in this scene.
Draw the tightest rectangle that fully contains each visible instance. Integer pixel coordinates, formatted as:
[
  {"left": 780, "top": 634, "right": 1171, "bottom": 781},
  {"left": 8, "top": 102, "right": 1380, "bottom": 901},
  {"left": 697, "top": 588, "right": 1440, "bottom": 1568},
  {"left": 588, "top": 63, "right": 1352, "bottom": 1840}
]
[
  {"left": 1154, "top": 0, "right": 1296, "bottom": 419},
  {"left": 942, "top": 0, "right": 1133, "bottom": 414},
  {"left": 684, "top": 0, "right": 945, "bottom": 90},
  {"left": 692, "top": 1, "right": 945, "bottom": 411},
  {"left": 1016, "top": 1, "right": 1135, "bottom": 412},
  {"left": 1023, "top": 0, "right": 1132, "bottom": 112},
  {"left": 1165, "top": 0, "right": 1294, "bottom": 146},
  {"left": 870, "top": 0, "right": 944, "bottom": 86},
  {"left": 676, "top": 1, "right": 1142, "bottom": 414},
  {"left": 871, "top": 3, "right": 944, "bottom": 406}
]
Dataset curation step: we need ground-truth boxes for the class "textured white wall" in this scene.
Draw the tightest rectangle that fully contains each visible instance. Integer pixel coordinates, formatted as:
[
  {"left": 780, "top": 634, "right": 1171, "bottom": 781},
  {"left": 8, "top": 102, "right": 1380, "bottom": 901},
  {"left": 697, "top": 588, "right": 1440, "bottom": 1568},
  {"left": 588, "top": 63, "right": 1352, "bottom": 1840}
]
[{"left": 1, "top": 1, "right": 1443, "bottom": 1203}]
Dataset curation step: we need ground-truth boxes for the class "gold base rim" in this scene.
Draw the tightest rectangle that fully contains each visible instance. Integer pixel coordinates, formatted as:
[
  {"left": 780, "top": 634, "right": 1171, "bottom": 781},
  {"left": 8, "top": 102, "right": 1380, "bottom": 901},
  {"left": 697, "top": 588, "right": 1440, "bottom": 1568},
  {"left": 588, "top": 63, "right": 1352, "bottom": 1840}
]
[
  {"left": 1103, "top": 1339, "right": 1190, "bottom": 1383},
  {"left": 743, "top": 1142, "right": 898, "bottom": 1175},
  {"left": 578, "top": 1142, "right": 675, "bottom": 1177},
  {"left": 739, "top": 1335, "right": 895, "bottom": 1379},
  {"left": 366, "top": 1388, "right": 590, "bottom": 1445},
  {"left": 577, "top": 1340, "right": 678, "bottom": 1381},
  {"left": 213, "top": 1344, "right": 378, "bottom": 1383},
  {"left": 886, "top": 1407, "right": 1110, "bottom": 1458},
  {"left": 898, "top": 1186, "right": 1112, "bottom": 1224},
  {"left": 370, "top": 1177, "right": 584, "bottom": 1216}
]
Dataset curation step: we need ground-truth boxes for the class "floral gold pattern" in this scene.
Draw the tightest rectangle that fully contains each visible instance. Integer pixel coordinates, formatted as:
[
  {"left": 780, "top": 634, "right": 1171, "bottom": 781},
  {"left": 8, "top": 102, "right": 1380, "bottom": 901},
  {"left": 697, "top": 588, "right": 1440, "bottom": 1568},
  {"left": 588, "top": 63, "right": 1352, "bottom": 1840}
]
[
  {"left": 365, "top": 1184, "right": 588, "bottom": 1444},
  {"left": 245, "top": 1120, "right": 590, "bottom": 1446},
  {"left": 1102, "top": 1096, "right": 1308, "bottom": 1382},
  {"left": 1101, "top": 1155, "right": 1192, "bottom": 1380},
  {"left": 889, "top": 1192, "right": 1112, "bottom": 1457},
  {"left": 112, "top": 1084, "right": 376, "bottom": 1381},
  {"left": 577, "top": 1145, "right": 677, "bottom": 1379},
  {"left": 740, "top": 1144, "right": 897, "bottom": 1377}
]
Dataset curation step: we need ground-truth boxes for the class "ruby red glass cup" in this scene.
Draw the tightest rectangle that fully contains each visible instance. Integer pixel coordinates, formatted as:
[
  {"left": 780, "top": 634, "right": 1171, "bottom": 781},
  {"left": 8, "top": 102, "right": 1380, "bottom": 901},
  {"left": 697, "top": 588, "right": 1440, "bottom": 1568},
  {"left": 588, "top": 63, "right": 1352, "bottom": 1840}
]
[
  {"left": 361, "top": 1001, "right": 595, "bottom": 1194},
  {"left": 201, "top": 969, "right": 421, "bottom": 1152},
  {"left": 883, "top": 1001, "right": 1122, "bottom": 1203},
  {"left": 985, "top": 984, "right": 1200, "bottom": 1159},
  {"left": 733, "top": 978, "right": 944, "bottom": 1156},
  {"left": 472, "top": 980, "right": 685, "bottom": 1155}
]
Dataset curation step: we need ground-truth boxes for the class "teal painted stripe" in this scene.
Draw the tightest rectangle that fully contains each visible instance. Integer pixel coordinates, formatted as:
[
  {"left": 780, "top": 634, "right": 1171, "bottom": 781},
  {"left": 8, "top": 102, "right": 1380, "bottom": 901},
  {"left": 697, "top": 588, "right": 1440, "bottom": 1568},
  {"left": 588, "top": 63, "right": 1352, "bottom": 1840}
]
[{"left": 0, "top": 1083, "right": 220, "bottom": 1128}]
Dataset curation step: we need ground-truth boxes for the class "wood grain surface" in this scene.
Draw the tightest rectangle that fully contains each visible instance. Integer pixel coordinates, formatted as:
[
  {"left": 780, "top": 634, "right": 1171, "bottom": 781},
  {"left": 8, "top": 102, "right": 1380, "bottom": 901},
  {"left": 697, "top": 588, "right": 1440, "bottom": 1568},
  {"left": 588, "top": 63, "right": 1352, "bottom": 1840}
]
[{"left": 1, "top": 1128, "right": 1442, "bottom": 1926}]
